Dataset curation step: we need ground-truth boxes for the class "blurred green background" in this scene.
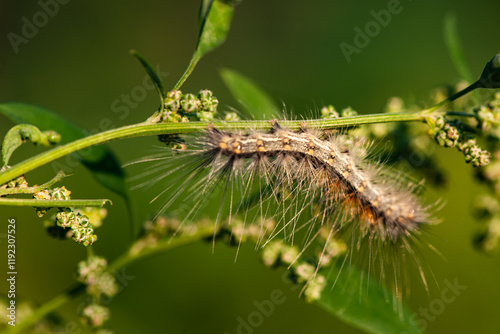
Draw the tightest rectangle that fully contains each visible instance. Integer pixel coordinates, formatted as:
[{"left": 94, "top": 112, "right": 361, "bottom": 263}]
[{"left": 1, "top": 0, "right": 500, "bottom": 333}]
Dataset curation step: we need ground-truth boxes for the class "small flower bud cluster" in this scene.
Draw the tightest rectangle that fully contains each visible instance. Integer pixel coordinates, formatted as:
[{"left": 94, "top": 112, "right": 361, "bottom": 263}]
[
  {"left": 55, "top": 209, "right": 97, "bottom": 246},
  {"left": 77, "top": 207, "right": 108, "bottom": 229},
  {"left": 432, "top": 117, "right": 461, "bottom": 147},
  {"left": 475, "top": 218, "right": 500, "bottom": 254},
  {"left": 315, "top": 227, "right": 347, "bottom": 267},
  {"left": 430, "top": 116, "right": 490, "bottom": 167},
  {"left": 260, "top": 239, "right": 332, "bottom": 303},
  {"left": 155, "top": 89, "right": 219, "bottom": 123},
  {"left": 81, "top": 303, "right": 111, "bottom": 328},
  {"left": 43, "top": 130, "right": 62, "bottom": 145},
  {"left": 472, "top": 194, "right": 500, "bottom": 254},
  {"left": 321, "top": 105, "right": 339, "bottom": 119},
  {"left": 224, "top": 111, "right": 241, "bottom": 121},
  {"left": 226, "top": 218, "right": 275, "bottom": 245},
  {"left": 320, "top": 105, "right": 358, "bottom": 119},
  {"left": 0, "top": 166, "right": 28, "bottom": 190},
  {"left": 261, "top": 240, "right": 299, "bottom": 267},
  {"left": 340, "top": 106, "right": 358, "bottom": 117},
  {"left": 38, "top": 191, "right": 105, "bottom": 246},
  {"left": 473, "top": 93, "right": 500, "bottom": 137},
  {"left": 77, "top": 256, "right": 116, "bottom": 332},
  {"left": 473, "top": 194, "right": 500, "bottom": 219},
  {"left": 130, "top": 216, "right": 215, "bottom": 254},
  {"left": 95, "top": 329, "right": 115, "bottom": 334},
  {"left": 480, "top": 151, "right": 500, "bottom": 195},
  {"left": 77, "top": 255, "right": 118, "bottom": 299},
  {"left": 33, "top": 186, "right": 71, "bottom": 217},
  {"left": 130, "top": 217, "right": 178, "bottom": 254},
  {"left": 457, "top": 136, "right": 491, "bottom": 167}
]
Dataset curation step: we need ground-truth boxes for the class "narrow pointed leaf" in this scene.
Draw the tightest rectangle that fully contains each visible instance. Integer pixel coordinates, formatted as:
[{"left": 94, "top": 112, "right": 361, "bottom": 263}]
[
  {"left": 130, "top": 50, "right": 167, "bottom": 101},
  {"left": 443, "top": 13, "right": 473, "bottom": 83},
  {"left": 195, "top": 0, "right": 234, "bottom": 58},
  {"left": 198, "top": 0, "right": 213, "bottom": 28},
  {"left": 174, "top": 0, "right": 235, "bottom": 89}
]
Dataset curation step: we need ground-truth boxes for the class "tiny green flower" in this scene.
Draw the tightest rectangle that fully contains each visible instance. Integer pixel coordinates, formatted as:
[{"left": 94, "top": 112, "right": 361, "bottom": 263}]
[
  {"left": 341, "top": 107, "right": 358, "bottom": 117},
  {"left": 167, "top": 90, "right": 182, "bottom": 100},
  {"left": 165, "top": 98, "right": 181, "bottom": 112},
  {"left": 51, "top": 186, "right": 71, "bottom": 200},
  {"left": 181, "top": 93, "right": 201, "bottom": 113},
  {"left": 198, "top": 89, "right": 213, "bottom": 100},
  {"left": 224, "top": 112, "right": 241, "bottom": 121},
  {"left": 321, "top": 105, "right": 339, "bottom": 119},
  {"left": 294, "top": 262, "right": 316, "bottom": 283},
  {"left": 303, "top": 275, "right": 326, "bottom": 303},
  {"left": 81, "top": 304, "right": 110, "bottom": 328},
  {"left": 261, "top": 240, "right": 283, "bottom": 267}
]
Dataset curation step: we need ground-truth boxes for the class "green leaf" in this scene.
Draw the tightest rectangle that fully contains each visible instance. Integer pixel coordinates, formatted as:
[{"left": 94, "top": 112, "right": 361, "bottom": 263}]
[
  {"left": 198, "top": 0, "right": 213, "bottom": 28},
  {"left": 315, "top": 262, "right": 424, "bottom": 334},
  {"left": 443, "top": 13, "right": 474, "bottom": 83},
  {"left": 0, "top": 103, "right": 128, "bottom": 198},
  {"left": 2, "top": 124, "right": 60, "bottom": 166},
  {"left": 130, "top": 50, "right": 167, "bottom": 101},
  {"left": 195, "top": 0, "right": 234, "bottom": 58},
  {"left": 220, "top": 68, "right": 280, "bottom": 119},
  {"left": 174, "top": 0, "right": 235, "bottom": 89}
]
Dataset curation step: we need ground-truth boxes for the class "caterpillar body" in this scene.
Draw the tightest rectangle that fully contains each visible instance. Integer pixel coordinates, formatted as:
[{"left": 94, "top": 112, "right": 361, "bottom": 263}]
[
  {"left": 130, "top": 119, "right": 435, "bottom": 294},
  {"left": 205, "top": 121, "right": 429, "bottom": 243}
]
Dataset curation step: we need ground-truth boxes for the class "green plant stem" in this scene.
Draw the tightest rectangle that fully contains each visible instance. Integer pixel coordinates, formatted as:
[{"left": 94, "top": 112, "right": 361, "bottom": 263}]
[
  {"left": 108, "top": 225, "right": 216, "bottom": 271},
  {"left": 5, "top": 227, "right": 216, "bottom": 334},
  {"left": 4, "top": 284, "right": 85, "bottom": 334},
  {"left": 0, "top": 171, "right": 68, "bottom": 196},
  {"left": 0, "top": 198, "right": 110, "bottom": 207},
  {"left": 0, "top": 112, "right": 426, "bottom": 185},
  {"left": 174, "top": 56, "right": 200, "bottom": 90},
  {"left": 422, "top": 80, "right": 481, "bottom": 114}
]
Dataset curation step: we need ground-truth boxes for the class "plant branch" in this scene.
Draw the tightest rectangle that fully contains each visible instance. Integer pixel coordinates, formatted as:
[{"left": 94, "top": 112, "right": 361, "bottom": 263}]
[
  {"left": 422, "top": 80, "right": 482, "bottom": 114},
  {"left": 5, "top": 226, "right": 216, "bottom": 333},
  {"left": 3, "top": 284, "right": 85, "bottom": 334},
  {"left": 0, "top": 198, "right": 111, "bottom": 207},
  {"left": 108, "top": 225, "right": 216, "bottom": 271},
  {"left": 174, "top": 56, "right": 200, "bottom": 90},
  {"left": 0, "top": 112, "right": 427, "bottom": 185},
  {"left": 0, "top": 171, "right": 68, "bottom": 196}
]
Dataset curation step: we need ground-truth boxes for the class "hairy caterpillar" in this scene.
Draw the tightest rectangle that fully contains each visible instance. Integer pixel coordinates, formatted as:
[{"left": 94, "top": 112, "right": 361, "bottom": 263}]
[
  {"left": 206, "top": 121, "right": 429, "bottom": 241},
  {"left": 129, "top": 119, "right": 435, "bottom": 294}
]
